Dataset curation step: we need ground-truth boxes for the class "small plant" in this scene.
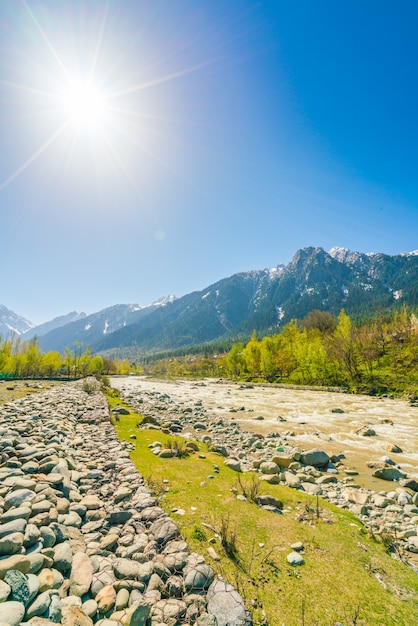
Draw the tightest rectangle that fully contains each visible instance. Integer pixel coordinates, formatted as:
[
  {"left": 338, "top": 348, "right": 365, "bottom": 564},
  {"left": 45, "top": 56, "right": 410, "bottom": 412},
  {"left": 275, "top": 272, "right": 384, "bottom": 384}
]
[
  {"left": 220, "top": 515, "right": 239, "bottom": 562},
  {"left": 82, "top": 380, "right": 97, "bottom": 395},
  {"left": 165, "top": 437, "right": 190, "bottom": 458},
  {"left": 190, "top": 526, "right": 208, "bottom": 542},
  {"left": 236, "top": 473, "right": 260, "bottom": 504}
]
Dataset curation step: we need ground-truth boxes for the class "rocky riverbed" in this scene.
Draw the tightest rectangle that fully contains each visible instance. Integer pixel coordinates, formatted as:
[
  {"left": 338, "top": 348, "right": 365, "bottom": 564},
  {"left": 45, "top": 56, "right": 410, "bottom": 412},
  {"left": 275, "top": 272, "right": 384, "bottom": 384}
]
[
  {"left": 111, "top": 376, "right": 418, "bottom": 571},
  {"left": 0, "top": 379, "right": 250, "bottom": 626}
]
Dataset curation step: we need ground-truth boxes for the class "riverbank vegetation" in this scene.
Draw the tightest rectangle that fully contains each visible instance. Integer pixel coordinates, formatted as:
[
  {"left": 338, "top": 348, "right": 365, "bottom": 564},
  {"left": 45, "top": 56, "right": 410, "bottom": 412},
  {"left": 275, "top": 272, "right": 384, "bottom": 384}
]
[
  {"left": 144, "top": 308, "right": 418, "bottom": 396},
  {"left": 107, "top": 389, "right": 418, "bottom": 626}
]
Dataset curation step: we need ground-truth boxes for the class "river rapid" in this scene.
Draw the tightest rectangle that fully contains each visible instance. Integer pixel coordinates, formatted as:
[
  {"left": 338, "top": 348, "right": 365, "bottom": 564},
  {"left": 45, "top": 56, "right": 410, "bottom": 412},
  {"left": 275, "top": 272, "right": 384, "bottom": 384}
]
[{"left": 111, "top": 377, "right": 418, "bottom": 492}]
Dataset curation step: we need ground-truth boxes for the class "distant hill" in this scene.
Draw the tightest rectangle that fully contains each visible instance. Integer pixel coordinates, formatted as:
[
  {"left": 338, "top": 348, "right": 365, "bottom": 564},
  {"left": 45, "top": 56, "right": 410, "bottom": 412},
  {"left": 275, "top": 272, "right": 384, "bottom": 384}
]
[
  {"left": 37, "top": 298, "right": 176, "bottom": 353},
  {"left": 0, "top": 305, "right": 34, "bottom": 337},
  {"left": 2, "top": 247, "right": 418, "bottom": 356},
  {"left": 23, "top": 312, "right": 87, "bottom": 340}
]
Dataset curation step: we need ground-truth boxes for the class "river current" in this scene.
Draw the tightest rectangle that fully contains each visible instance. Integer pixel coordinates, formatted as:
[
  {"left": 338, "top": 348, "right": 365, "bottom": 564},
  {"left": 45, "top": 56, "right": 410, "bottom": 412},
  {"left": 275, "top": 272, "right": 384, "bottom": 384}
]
[{"left": 112, "top": 377, "right": 418, "bottom": 491}]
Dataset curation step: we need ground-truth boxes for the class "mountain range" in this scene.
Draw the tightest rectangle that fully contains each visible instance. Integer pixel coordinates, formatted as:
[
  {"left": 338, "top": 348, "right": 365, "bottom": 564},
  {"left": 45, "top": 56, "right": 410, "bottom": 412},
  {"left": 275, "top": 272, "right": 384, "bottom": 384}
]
[{"left": 2, "top": 247, "right": 418, "bottom": 357}]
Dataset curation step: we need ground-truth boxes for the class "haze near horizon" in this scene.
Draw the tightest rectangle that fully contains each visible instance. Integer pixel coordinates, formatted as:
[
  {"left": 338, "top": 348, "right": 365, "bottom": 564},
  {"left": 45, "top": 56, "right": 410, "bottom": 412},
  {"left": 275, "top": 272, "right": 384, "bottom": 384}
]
[{"left": 1, "top": 1, "right": 417, "bottom": 325}]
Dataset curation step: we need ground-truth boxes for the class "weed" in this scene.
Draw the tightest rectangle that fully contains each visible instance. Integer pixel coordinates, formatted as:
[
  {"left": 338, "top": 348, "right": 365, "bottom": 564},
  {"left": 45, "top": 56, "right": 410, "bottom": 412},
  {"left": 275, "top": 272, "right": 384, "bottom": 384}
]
[
  {"left": 220, "top": 515, "right": 239, "bottom": 562},
  {"left": 190, "top": 526, "right": 208, "bottom": 542},
  {"left": 236, "top": 472, "right": 260, "bottom": 503},
  {"left": 82, "top": 380, "right": 97, "bottom": 395},
  {"left": 165, "top": 437, "right": 191, "bottom": 458}
]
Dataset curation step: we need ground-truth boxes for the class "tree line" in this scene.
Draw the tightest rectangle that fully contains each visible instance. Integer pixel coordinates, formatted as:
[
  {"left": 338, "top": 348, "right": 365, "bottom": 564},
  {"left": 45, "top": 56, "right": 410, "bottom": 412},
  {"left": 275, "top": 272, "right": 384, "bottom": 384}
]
[
  {"left": 144, "top": 308, "right": 418, "bottom": 395},
  {"left": 0, "top": 336, "right": 134, "bottom": 379}
]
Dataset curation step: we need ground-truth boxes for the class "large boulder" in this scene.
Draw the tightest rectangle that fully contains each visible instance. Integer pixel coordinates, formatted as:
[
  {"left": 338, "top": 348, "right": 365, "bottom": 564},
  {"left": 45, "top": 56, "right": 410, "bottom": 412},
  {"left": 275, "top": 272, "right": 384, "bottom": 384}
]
[
  {"left": 300, "top": 449, "right": 329, "bottom": 468},
  {"left": 372, "top": 467, "right": 406, "bottom": 481}
]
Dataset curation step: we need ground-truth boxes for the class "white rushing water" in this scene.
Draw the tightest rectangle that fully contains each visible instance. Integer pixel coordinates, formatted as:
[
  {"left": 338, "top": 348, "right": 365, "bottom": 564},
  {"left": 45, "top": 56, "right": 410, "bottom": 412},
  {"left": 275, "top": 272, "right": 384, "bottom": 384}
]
[{"left": 112, "top": 377, "right": 418, "bottom": 491}]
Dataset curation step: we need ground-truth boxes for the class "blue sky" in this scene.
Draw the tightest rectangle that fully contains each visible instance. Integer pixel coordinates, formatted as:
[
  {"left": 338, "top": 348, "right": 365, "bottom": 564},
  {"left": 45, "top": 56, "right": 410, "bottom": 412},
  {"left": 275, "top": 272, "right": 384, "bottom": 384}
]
[{"left": 1, "top": 0, "right": 417, "bottom": 325}]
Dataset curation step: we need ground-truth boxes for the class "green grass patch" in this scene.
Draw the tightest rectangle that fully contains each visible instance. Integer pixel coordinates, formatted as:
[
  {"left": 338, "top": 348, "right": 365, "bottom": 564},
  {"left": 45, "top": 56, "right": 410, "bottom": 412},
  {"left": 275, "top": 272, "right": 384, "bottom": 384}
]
[{"left": 108, "top": 393, "right": 418, "bottom": 626}]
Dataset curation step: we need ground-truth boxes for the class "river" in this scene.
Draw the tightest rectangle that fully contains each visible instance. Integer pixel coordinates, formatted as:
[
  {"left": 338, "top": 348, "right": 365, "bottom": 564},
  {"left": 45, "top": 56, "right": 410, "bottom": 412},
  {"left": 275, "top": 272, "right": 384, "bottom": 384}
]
[{"left": 111, "top": 377, "right": 418, "bottom": 491}]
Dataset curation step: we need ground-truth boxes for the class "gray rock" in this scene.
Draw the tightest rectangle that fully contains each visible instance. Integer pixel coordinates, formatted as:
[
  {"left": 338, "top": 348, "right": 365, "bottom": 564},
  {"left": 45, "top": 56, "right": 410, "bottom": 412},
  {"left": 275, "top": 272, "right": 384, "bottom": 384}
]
[
  {"left": 0, "top": 601, "right": 25, "bottom": 626},
  {"left": 184, "top": 564, "right": 214, "bottom": 592},
  {"left": 4, "top": 569, "right": 30, "bottom": 606},
  {"left": 0, "top": 519, "right": 27, "bottom": 539},
  {"left": 4, "top": 489, "right": 36, "bottom": 510},
  {"left": 287, "top": 551, "right": 304, "bottom": 565},
  {"left": 300, "top": 449, "right": 330, "bottom": 468},
  {"left": 372, "top": 467, "right": 406, "bottom": 481},
  {"left": 52, "top": 541, "right": 73, "bottom": 573},
  {"left": 0, "top": 580, "right": 11, "bottom": 603},
  {"left": 207, "top": 577, "right": 252, "bottom": 626},
  {"left": 0, "top": 532, "right": 24, "bottom": 556},
  {"left": 25, "top": 589, "right": 54, "bottom": 619}
]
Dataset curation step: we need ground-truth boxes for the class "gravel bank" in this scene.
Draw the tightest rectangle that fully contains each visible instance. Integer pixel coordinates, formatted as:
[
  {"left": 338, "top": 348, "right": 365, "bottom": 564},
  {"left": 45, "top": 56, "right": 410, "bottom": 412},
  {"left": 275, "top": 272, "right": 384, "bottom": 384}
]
[{"left": 0, "top": 379, "right": 250, "bottom": 626}]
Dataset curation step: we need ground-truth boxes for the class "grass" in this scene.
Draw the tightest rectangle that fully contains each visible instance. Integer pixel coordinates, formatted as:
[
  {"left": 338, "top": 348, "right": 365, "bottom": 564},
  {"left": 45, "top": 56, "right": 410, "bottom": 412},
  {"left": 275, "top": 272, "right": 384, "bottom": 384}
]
[{"left": 107, "top": 391, "right": 418, "bottom": 626}]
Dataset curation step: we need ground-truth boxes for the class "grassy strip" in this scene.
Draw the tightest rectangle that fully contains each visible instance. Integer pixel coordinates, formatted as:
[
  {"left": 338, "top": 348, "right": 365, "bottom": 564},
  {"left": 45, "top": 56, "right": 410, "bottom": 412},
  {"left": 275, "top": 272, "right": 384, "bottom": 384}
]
[{"left": 107, "top": 391, "right": 418, "bottom": 626}]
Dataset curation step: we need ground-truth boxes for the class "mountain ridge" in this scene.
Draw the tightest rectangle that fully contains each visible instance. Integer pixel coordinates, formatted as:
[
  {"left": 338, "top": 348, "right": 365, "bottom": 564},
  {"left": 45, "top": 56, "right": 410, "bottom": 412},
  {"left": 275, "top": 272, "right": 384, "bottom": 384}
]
[{"left": 2, "top": 247, "right": 418, "bottom": 355}]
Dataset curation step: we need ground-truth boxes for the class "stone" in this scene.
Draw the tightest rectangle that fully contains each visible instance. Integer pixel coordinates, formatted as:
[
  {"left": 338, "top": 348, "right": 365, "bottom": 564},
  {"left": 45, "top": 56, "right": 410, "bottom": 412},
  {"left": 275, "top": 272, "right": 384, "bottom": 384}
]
[
  {"left": 372, "top": 467, "right": 406, "bottom": 481},
  {"left": 24, "top": 524, "right": 41, "bottom": 548},
  {"left": 0, "top": 580, "right": 11, "bottom": 603},
  {"left": 26, "top": 573, "right": 40, "bottom": 603},
  {"left": 300, "top": 449, "right": 330, "bottom": 468},
  {"left": 53, "top": 541, "right": 73, "bottom": 573},
  {"left": 0, "top": 519, "right": 27, "bottom": 539},
  {"left": 111, "top": 598, "right": 152, "bottom": 625},
  {"left": 82, "top": 598, "right": 98, "bottom": 617},
  {"left": 184, "top": 564, "right": 214, "bottom": 592},
  {"left": 152, "top": 598, "right": 187, "bottom": 622},
  {"left": 4, "top": 488, "right": 36, "bottom": 510},
  {"left": 96, "top": 584, "right": 116, "bottom": 613},
  {"left": 4, "top": 569, "right": 30, "bottom": 606},
  {"left": 287, "top": 551, "right": 304, "bottom": 565},
  {"left": 149, "top": 517, "right": 179, "bottom": 545},
  {"left": 206, "top": 577, "right": 251, "bottom": 626},
  {"left": 0, "top": 555, "right": 31, "bottom": 579},
  {"left": 0, "top": 532, "right": 24, "bottom": 556},
  {"left": 0, "top": 601, "right": 25, "bottom": 626},
  {"left": 70, "top": 552, "right": 93, "bottom": 596},
  {"left": 61, "top": 605, "right": 93, "bottom": 626},
  {"left": 115, "top": 587, "right": 130, "bottom": 611},
  {"left": 259, "top": 461, "right": 279, "bottom": 474},
  {"left": 224, "top": 459, "right": 241, "bottom": 472},
  {"left": 25, "top": 589, "right": 54, "bottom": 619}
]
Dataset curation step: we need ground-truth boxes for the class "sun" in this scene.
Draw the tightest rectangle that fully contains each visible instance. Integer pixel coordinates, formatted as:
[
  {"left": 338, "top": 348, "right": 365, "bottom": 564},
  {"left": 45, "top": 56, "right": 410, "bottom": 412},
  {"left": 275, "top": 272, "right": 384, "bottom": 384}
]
[{"left": 61, "top": 80, "right": 107, "bottom": 129}]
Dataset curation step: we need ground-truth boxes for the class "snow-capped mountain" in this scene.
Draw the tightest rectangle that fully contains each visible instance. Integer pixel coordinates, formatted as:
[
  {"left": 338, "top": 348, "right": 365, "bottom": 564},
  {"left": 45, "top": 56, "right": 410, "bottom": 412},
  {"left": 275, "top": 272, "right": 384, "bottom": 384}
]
[
  {"left": 0, "top": 305, "right": 34, "bottom": 337},
  {"left": 2, "top": 247, "right": 418, "bottom": 356}
]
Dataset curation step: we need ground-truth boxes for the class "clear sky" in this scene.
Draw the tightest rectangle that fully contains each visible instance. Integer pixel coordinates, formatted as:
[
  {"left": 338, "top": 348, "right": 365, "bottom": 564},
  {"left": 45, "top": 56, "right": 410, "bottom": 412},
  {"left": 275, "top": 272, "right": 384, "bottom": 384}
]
[{"left": 1, "top": 0, "right": 417, "bottom": 325}]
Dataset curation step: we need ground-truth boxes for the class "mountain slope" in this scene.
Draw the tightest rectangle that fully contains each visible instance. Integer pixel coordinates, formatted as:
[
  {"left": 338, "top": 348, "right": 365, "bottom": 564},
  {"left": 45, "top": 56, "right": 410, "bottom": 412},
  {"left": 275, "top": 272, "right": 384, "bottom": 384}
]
[
  {"left": 93, "top": 247, "right": 418, "bottom": 355},
  {"left": 23, "top": 311, "right": 86, "bottom": 340},
  {"left": 6, "top": 246, "right": 418, "bottom": 356},
  {"left": 38, "top": 299, "right": 175, "bottom": 353},
  {"left": 0, "top": 305, "right": 34, "bottom": 337}
]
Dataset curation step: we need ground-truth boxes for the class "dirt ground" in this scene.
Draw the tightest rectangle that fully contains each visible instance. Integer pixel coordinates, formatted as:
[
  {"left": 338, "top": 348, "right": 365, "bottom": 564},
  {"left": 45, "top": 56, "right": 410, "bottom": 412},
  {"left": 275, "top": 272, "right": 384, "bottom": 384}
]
[{"left": 0, "top": 379, "right": 58, "bottom": 405}]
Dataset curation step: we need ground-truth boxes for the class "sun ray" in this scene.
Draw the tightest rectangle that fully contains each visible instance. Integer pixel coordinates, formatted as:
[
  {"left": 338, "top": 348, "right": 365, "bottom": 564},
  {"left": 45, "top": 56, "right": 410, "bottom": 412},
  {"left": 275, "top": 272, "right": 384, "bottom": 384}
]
[
  {"left": 88, "top": 0, "right": 110, "bottom": 84},
  {"left": 97, "top": 127, "right": 139, "bottom": 194},
  {"left": 22, "top": 0, "right": 71, "bottom": 81},
  {"left": 0, "top": 119, "right": 70, "bottom": 191},
  {"left": 106, "top": 58, "right": 220, "bottom": 100},
  {"left": 0, "top": 79, "right": 58, "bottom": 100}
]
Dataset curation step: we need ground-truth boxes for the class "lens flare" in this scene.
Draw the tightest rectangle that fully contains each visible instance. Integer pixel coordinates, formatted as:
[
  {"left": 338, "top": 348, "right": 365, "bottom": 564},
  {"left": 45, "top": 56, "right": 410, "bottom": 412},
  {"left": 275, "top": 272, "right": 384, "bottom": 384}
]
[{"left": 61, "top": 81, "right": 107, "bottom": 128}]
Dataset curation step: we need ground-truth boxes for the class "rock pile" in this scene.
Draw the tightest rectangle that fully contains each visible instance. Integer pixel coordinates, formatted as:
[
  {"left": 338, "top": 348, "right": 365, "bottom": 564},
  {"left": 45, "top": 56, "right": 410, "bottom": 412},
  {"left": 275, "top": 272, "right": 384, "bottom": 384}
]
[
  {"left": 0, "top": 380, "right": 251, "bottom": 626},
  {"left": 116, "top": 381, "right": 418, "bottom": 570}
]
